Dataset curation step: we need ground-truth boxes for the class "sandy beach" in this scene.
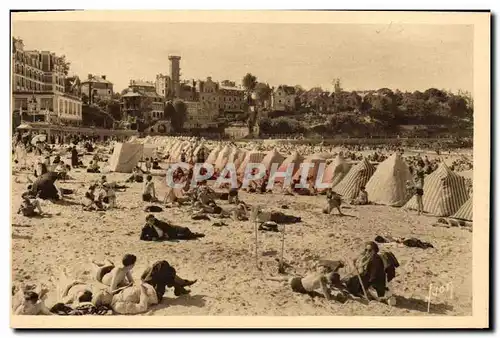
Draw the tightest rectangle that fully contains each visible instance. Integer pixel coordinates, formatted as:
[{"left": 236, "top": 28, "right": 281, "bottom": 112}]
[{"left": 11, "top": 154, "right": 472, "bottom": 316}]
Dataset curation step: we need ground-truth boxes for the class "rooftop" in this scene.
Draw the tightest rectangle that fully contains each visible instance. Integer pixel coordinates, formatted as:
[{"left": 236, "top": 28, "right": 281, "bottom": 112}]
[{"left": 82, "top": 75, "right": 113, "bottom": 85}]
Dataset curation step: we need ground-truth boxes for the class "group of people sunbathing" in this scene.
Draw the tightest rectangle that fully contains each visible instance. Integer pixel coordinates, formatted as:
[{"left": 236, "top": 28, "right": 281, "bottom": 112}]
[
  {"left": 269, "top": 241, "right": 399, "bottom": 305},
  {"left": 13, "top": 254, "right": 198, "bottom": 316}
]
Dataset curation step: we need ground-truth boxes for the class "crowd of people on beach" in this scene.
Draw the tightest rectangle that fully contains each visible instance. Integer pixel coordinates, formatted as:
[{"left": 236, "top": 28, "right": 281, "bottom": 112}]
[{"left": 11, "top": 131, "right": 473, "bottom": 315}]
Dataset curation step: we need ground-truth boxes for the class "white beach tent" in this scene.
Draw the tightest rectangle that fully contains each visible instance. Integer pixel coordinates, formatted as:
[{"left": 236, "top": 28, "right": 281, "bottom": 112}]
[
  {"left": 108, "top": 142, "right": 144, "bottom": 173},
  {"left": 365, "top": 153, "right": 413, "bottom": 206}
]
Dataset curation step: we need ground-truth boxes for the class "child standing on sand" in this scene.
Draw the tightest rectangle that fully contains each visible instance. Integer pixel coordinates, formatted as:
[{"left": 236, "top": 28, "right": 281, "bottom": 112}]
[{"left": 145, "top": 157, "right": 152, "bottom": 173}]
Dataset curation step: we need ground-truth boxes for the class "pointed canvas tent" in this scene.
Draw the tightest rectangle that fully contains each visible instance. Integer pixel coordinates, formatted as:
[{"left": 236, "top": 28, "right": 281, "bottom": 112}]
[
  {"left": 274, "top": 151, "right": 304, "bottom": 182},
  {"left": 334, "top": 157, "right": 376, "bottom": 200},
  {"left": 214, "top": 145, "right": 233, "bottom": 171},
  {"left": 365, "top": 153, "right": 413, "bottom": 206},
  {"left": 237, "top": 150, "right": 267, "bottom": 175},
  {"left": 141, "top": 144, "right": 157, "bottom": 160},
  {"left": 317, "top": 155, "right": 352, "bottom": 191},
  {"left": 261, "top": 149, "right": 285, "bottom": 172},
  {"left": 206, "top": 145, "right": 222, "bottom": 165},
  {"left": 403, "top": 163, "right": 469, "bottom": 216},
  {"left": 108, "top": 142, "right": 144, "bottom": 173},
  {"left": 450, "top": 196, "right": 472, "bottom": 221},
  {"left": 292, "top": 154, "right": 327, "bottom": 182}
]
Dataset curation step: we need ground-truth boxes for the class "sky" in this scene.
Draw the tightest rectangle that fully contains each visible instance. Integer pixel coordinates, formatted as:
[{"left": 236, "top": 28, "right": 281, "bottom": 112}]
[{"left": 11, "top": 19, "right": 473, "bottom": 94}]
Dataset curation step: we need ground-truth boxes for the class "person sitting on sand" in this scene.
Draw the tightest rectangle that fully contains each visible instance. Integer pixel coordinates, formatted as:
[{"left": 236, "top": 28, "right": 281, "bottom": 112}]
[
  {"left": 86, "top": 160, "right": 100, "bottom": 173},
  {"left": 228, "top": 186, "right": 240, "bottom": 205},
  {"left": 267, "top": 262, "right": 344, "bottom": 300},
  {"left": 351, "top": 186, "right": 369, "bottom": 205},
  {"left": 83, "top": 184, "right": 104, "bottom": 211},
  {"left": 14, "top": 291, "right": 53, "bottom": 315},
  {"left": 18, "top": 191, "right": 43, "bottom": 217},
  {"left": 140, "top": 214, "right": 205, "bottom": 241},
  {"left": 152, "top": 159, "right": 162, "bottom": 170},
  {"left": 126, "top": 167, "right": 144, "bottom": 183},
  {"left": 141, "top": 260, "right": 197, "bottom": 300},
  {"left": 340, "top": 241, "right": 387, "bottom": 302},
  {"left": 101, "top": 183, "right": 116, "bottom": 209},
  {"left": 92, "top": 254, "right": 136, "bottom": 294},
  {"left": 323, "top": 189, "right": 344, "bottom": 215},
  {"left": 54, "top": 160, "right": 69, "bottom": 181},
  {"left": 142, "top": 175, "right": 158, "bottom": 202},
  {"left": 231, "top": 202, "right": 249, "bottom": 221}
]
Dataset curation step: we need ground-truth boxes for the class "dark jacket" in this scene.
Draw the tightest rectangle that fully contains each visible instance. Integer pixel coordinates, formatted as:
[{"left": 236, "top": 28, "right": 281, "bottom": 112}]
[{"left": 141, "top": 260, "right": 177, "bottom": 300}]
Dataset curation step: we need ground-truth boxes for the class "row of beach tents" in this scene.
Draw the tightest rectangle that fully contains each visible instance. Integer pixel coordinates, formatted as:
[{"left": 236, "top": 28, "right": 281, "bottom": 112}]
[{"left": 109, "top": 139, "right": 472, "bottom": 222}]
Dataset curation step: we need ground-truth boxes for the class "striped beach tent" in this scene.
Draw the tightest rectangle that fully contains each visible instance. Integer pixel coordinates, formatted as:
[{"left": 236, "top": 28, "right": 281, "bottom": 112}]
[
  {"left": 334, "top": 157, "right": 376, "bottom": 200},
  {"left": 273, "top": 151, "right": 304, "bottom": 183},
  {"left": 292, "top": 154, "right": 327, "bottom": 182},
  {"left": 237, "top": 150, "right": 267, "bottom": 175},
  {"left": 365, "top": 153, "right": 413, "bottom": 207},
  {"left": 205, "top": 145, "right": 222, "bottom": 165},
  {"left": 214, "top": 145, "right": 232, "bottom": 171},
  {"left": 317, "top": 155, "right": 352, "bottom": 191},
  {"left": 450, "top": 196, "right": 472, "bottom": 221},
  {"left": 261, "top": 149, "right": 285, "bottom": 172},
  {"left": 403, "top": 163, "right": 469, "bottom": 216}
]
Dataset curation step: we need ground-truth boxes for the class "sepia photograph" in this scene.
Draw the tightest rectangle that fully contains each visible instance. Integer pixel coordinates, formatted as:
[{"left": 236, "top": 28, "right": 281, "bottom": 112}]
[{"left": 9, "top": 10, "right": 490, "bottom": 329}]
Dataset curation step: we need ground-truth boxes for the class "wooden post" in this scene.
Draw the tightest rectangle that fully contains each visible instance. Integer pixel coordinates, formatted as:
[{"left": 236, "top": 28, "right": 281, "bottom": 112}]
[
  {"left": 427, "top": 283, "right": 432, "bottom": 313},
  {"left": 280, "top": 225, "right": 286, "bottom": 265}
]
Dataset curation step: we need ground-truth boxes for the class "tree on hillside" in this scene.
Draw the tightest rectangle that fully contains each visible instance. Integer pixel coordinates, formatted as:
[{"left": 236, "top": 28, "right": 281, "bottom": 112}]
[
  {"left": 58, "top": 55, "right": 71, "bottom": 76},
  {"left": 254, "top": 83, "right": 272, "bottom": 104},
  {"left": 166, "top": 100, "right": 187, "bottom": 132},
  {"left": 242, "top": 73, "right": 258, "bottom": 93},
  {"left": 294, "top": 85, "right": 306, "bottom": 97}
]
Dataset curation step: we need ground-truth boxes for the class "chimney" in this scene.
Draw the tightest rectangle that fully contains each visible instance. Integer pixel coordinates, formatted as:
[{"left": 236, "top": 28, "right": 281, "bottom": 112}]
[
  {"left": 102, "top": 75, "right": 106, "bottom": 80},
  {"left": 88, "top": 74, "right": 93, "bottom": 80}
]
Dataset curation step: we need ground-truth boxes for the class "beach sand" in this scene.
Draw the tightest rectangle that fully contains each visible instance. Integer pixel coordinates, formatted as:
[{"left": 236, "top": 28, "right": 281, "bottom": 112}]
[{"left": 11, "top": 157, "right": 472, "bottom": 316}]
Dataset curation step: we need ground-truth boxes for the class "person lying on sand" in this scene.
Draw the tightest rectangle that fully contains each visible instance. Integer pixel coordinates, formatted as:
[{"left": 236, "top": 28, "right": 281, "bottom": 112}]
[
  {"left": 92, "top": 254, "right": 136, "bottom": 293},
  {"left": 323, "top": 189, "right": 344, "bottom": 215},
  {"left": 110, "top": 282, "right": 158, "bottom": 315},
  {"left": 256, "top": 208, "right": 301, "bottom": 224},
  {"left": 54, "top": 268, "right": 157, "bottom": 315},
  {"left": 267, "top": 263, "right": 344, "bottom": 301},
  {"left": 142, "top": 175, "right": 158, "bottom": 202},
  {"left": 100, "top": 175, "right": 128, "bottom": 191},
  {"left": 140, "top": 214, "right": 205, "bottom": 241},
  {"left": 351, "top": 186, "right": 369, "bottom": 205},
  {"left": 141, "top": 260, "right": 197, "bottom": 299}
]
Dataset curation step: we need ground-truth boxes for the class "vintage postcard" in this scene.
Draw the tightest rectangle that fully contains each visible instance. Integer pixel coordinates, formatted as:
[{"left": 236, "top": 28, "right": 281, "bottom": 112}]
[{"left": 10, "top": 10, "right": 490, "bottom": 329}]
